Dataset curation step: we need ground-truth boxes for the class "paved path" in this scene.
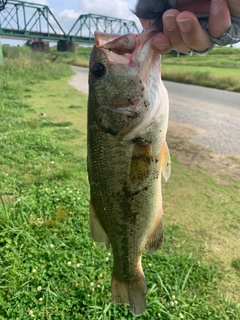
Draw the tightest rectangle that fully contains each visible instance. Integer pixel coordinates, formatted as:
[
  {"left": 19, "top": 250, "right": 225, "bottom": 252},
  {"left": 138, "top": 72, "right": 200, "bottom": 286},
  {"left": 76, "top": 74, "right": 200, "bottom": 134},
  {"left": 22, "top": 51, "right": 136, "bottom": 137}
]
[{"left": 70, "top": 66, "right": 240, "bottom": 156}]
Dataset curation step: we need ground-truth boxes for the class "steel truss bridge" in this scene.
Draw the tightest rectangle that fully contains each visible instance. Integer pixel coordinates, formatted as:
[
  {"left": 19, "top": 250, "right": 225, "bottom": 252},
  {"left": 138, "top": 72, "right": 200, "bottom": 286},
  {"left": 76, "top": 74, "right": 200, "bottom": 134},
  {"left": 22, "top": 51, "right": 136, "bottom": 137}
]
[{"left": 0, "top": 0, "right": 139, "bottom": 44}]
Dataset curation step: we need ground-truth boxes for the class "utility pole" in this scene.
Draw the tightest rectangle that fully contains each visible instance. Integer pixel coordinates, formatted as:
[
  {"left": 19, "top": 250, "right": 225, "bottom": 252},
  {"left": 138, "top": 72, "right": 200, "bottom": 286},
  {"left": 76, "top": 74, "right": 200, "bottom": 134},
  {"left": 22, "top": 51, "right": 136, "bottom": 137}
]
[{"left": 0, "top": 0, "right": 8, "bottom": 62}]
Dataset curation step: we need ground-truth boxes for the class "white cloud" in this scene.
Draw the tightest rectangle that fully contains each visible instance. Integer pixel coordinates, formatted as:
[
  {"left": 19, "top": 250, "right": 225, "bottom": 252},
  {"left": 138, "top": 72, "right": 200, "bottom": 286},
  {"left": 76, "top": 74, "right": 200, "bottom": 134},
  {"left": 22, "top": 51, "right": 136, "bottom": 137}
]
[
  {"left": 58, "top": 0, "right": 142, "bottom": 35},
  {"left": 59, "top": 9, "right": 79, "bottom": 21}
]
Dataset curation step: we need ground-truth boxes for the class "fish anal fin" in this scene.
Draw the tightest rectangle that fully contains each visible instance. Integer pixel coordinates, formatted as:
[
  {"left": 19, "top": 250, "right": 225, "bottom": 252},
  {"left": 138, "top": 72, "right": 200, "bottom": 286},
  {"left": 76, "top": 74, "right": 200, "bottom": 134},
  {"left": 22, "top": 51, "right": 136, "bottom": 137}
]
[
  {"left": 130, "top": 142, "right": 153, "bottom": 183},
  {"left": 144, "top": 212, "right": 164, "bottom": 255},
  {"left": 89, "top": 202, "right": 110, "bottom": 249},
  {"left": 160, "top": 141, "right": 171, "bottom": 182},
  {"left": 111, "top": 274, "right": 147, "bottom": 316}
]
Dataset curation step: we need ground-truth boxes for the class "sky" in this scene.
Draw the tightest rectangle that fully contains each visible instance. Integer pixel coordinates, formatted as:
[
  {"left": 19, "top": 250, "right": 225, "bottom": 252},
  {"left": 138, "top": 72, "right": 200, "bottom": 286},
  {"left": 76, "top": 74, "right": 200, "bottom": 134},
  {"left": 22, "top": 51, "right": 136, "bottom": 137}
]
[
  {"left": 1, "top": 0, "right": 141, "bottom": 45},
  {"left": 1, "top": 0, "right": 239, "bottom": 48}
]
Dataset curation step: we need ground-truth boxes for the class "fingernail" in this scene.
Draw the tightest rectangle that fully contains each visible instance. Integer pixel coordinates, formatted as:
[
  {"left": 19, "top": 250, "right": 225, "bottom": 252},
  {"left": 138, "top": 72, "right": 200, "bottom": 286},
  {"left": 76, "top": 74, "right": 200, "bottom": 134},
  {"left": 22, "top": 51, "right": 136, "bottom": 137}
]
[
  {"left": 153, "top": 43, "right": 169, "bottom": 51},
  {"left": 210, "top": 0, "right": 222, "bottom": 16},
  {"left": 163, "top": 14, "right": 177, "bottom": 31},
  {"left": 177, "top": 19, "right": 192, "bottom": 33}
]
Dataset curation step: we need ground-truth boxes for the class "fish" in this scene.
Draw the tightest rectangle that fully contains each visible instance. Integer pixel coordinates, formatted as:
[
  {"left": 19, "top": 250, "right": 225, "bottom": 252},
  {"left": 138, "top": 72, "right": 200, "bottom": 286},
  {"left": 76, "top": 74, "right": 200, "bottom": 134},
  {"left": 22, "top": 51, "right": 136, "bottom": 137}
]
[{"left": 87, "top": 25, "right": 171, "bottom": 316}]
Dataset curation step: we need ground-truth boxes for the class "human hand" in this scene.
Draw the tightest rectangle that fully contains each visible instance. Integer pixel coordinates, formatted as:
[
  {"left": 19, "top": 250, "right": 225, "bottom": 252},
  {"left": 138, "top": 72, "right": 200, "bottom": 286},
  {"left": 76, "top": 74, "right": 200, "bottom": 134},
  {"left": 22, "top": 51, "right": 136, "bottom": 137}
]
[{"left": 138, "top": 0, "right": 240, "bottom": 54}]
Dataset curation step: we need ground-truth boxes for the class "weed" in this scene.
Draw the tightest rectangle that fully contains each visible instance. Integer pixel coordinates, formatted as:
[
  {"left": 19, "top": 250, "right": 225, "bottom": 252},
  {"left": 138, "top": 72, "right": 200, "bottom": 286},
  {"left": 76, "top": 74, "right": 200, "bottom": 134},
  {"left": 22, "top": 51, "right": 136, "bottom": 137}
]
[{"left": 0, "top": 48, "right": 239, "bottom": 319}]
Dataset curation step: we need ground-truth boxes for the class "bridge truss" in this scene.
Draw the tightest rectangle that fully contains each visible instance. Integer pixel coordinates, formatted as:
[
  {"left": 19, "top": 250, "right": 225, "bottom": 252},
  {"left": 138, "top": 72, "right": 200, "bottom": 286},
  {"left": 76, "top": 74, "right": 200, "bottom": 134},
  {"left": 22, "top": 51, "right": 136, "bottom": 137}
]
[
  {"left": 0, "top": 1, "right": 140, "bottom": 43},
  {"left": 0, "top": 0, "right": 66, "bottom": 41},
  {"left": 68, "top": 13, "right": 139, "bottom": 39}
]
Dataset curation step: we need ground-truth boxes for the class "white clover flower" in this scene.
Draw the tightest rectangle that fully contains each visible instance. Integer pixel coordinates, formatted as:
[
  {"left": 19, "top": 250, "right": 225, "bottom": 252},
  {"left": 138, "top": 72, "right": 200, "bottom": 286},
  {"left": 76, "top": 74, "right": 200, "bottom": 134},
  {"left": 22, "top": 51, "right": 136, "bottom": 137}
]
[
  {"left": 76, "top": 263, "right": 81, "bottom": 268},
  {"left": 37, "top": 286, "right": 42, "bottom": 291},
  {"left": 148, "top": 263, "right": 152, "bottom": 267},
  {"left": 32, "top": 269, "right": 37, "bottom": 273},
  {"left": 97, "top": 284, "right": 100, "bottom": 288},
  {"left": 106, "top": 257, "right": 109, "bottom": 262},
  {"left": 67, "top": 261, "right": 71, "bottom": 266},
  {"left": 172, "top": 295, "right": 175, "bottom": 300},
  {"left": 170, "top": 301, "right": 174, "bottom": 306},
  {"left": 99, "top": 274, "right": 103, "bottom": 278},
  {"left": 29, "top": 310, "right": 34, "bottom": 316},
  {"left": 50, "top": 244, "right": 54, "bottom": 248},
  {"left": 174, "top": 300, "right": 178, "bottom": 305},
  {"left": 39, "top": 297, "right": 43, "bottom": 301},
  {"left": 51, "top": 161, "right": 54, "bottom": 164},
  {"left": 180, "top": 313, "right": 184, "bottom": 319},
  {"left": 90, "top": 282, "right": 94, "bottom": 287}
]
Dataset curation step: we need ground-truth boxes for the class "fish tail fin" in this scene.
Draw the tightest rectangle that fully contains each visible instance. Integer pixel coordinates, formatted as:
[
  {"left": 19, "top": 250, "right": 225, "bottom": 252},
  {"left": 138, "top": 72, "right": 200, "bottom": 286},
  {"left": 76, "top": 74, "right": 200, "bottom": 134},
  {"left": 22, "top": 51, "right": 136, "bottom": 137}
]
[{"left": 111, "top": 274, "right": 147, "bottom": 316}]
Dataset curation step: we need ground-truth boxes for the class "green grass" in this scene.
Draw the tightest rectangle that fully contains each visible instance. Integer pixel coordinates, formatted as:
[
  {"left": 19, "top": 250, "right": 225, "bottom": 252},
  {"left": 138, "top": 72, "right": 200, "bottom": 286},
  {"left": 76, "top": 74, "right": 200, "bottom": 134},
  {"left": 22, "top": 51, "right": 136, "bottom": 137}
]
[
  {"left": 161, "top": 46, "right": 240, "bottom": 92},
  {"left": 0, "top": 49, "right": 240, "bottom": 319},
  {"left": 42, "top": 44, "right": 240, "bottom": 92}
]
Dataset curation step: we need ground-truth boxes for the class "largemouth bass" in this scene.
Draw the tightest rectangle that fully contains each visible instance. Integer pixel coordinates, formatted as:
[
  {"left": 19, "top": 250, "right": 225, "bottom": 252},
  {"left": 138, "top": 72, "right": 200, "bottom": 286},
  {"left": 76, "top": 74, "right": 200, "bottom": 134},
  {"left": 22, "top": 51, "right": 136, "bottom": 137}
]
[{"left": 87, "top": 26, "right": 171, "bottom": 316}]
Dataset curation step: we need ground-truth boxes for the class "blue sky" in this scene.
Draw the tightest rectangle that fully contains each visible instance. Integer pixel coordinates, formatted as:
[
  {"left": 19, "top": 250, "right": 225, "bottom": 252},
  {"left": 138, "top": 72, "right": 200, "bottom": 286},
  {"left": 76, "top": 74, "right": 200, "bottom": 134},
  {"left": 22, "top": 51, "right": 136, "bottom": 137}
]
[
  {"left": 1, "top": 0, "right": 239, "bottom": 48},
  {"left": 1, "top": 0, "right": 140, "bottom": 45},
  {"left": 46, "top": 0, "right": 140, "bottom": 31}
]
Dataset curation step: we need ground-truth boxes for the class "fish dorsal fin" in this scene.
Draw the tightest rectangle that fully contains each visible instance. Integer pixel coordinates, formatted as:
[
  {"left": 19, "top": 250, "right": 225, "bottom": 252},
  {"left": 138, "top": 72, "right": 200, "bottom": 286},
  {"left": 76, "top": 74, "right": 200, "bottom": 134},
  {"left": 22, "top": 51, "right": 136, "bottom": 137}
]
[{"left": 160, "top": 141, "right": 171, "bottom": 182}]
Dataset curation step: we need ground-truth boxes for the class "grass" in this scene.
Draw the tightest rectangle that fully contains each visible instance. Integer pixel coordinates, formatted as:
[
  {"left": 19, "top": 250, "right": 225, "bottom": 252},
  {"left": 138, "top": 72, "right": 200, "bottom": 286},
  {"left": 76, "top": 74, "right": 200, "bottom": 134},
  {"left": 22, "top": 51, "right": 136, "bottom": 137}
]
[
  {"left": 0, "top": 48, "right": 240, "bottom": 319},
  {"left": 40, "top": 44, "right": 240, "bottom": 92}
]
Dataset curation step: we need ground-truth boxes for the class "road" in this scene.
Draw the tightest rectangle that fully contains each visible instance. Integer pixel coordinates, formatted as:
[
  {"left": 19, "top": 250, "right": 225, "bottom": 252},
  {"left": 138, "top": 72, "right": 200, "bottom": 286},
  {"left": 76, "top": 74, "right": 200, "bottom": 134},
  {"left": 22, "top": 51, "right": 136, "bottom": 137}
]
[{"left": 70, "top": 66, "right": 240, "bottom": 156}]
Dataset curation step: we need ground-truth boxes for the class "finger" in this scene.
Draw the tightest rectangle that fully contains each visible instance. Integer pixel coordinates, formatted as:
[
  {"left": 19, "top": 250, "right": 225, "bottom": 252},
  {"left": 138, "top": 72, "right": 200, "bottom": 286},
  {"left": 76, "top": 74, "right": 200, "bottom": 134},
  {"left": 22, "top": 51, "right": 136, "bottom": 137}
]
[
  {"left": 227, "top": 0, "right": 240, "bottom": 16},
  {"left": 152, "top": 33, "right": 172, "bottom": 54},
  {"left": 162, "top": 9, "right": 190, "bottom": 53},
  {"left": 209, "top": 0, "right": 231, "bottom": 38},
  {"left": 176, "top": 11, "right": 212, "bottom": 52}
]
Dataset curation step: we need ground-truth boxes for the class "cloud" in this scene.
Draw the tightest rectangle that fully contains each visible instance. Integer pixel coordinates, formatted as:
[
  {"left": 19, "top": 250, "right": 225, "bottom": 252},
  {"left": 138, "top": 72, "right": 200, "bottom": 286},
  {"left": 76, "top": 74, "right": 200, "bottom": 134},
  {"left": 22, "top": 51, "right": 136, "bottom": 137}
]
[
  {"left": 58, "top": 0, "right": 141, "bottom": 34},
  {"left": 25, "top": 0, "right": 49, "bottom": 5},
  {"left": 59, "top": 9, "right": 79, "bottom": 21}
]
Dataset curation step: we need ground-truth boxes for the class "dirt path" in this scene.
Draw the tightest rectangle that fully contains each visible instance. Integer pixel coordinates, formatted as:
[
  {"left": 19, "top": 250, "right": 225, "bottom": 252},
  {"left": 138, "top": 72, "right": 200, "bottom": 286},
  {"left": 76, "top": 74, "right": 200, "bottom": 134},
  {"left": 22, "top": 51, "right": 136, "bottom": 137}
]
[{"left": 69, "top": 67, "right": 240, "bottom": 179}]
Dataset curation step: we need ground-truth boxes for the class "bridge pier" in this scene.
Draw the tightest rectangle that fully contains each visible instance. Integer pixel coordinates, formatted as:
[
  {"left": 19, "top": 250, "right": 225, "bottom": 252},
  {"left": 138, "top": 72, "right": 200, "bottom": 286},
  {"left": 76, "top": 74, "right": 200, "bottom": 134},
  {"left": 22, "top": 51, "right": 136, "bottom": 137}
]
[
  {"left": 31, "top": 41, "right": 50, "bottom": 52},
  {"left": 57, "top": 40, "right": 76, "bottom": 53}
]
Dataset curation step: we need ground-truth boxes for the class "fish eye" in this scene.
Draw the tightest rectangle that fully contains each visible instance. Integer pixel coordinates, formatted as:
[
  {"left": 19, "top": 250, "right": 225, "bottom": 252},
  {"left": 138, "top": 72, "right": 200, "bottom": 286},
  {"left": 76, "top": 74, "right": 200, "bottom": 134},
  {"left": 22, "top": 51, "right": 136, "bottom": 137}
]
[{"left": 91, "top": 63, "right": 105, "bottom": 78}]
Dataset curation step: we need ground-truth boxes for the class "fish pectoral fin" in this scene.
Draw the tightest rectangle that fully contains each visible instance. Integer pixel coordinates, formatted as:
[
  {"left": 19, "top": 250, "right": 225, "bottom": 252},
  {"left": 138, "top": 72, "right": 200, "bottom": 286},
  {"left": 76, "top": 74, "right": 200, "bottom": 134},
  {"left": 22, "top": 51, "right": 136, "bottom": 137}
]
[
  {"left": 160, "top": 141, "right": 171, "bottom": 182},
  {"left": 112, "top": 274, "right": 147, "bottom": 316},
  {"left": 89, "top": 202, "right": 110, "bottom": 249},
  {"left": 144, "top": 216, "right": 164, "bottom": 255}
]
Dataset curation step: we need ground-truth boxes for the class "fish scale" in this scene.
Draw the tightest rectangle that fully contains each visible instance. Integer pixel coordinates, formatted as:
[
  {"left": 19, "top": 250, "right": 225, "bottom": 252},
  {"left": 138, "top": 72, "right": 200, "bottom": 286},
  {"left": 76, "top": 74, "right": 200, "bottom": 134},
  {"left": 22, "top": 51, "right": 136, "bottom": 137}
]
[{"left": 87, "top": 26, "right": 171, "bottom": 316}]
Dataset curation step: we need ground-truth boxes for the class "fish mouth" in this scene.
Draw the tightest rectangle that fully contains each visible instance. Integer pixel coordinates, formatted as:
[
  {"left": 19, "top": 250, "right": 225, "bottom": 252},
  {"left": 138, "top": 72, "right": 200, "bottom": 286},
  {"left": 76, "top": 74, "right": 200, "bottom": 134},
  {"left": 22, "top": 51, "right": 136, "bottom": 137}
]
[
  {"left": 93, "top": 28, "right": 161, "bottom": 84},
  {"left": 90, "top": 28, "right": 163, "bottom": 141}
]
